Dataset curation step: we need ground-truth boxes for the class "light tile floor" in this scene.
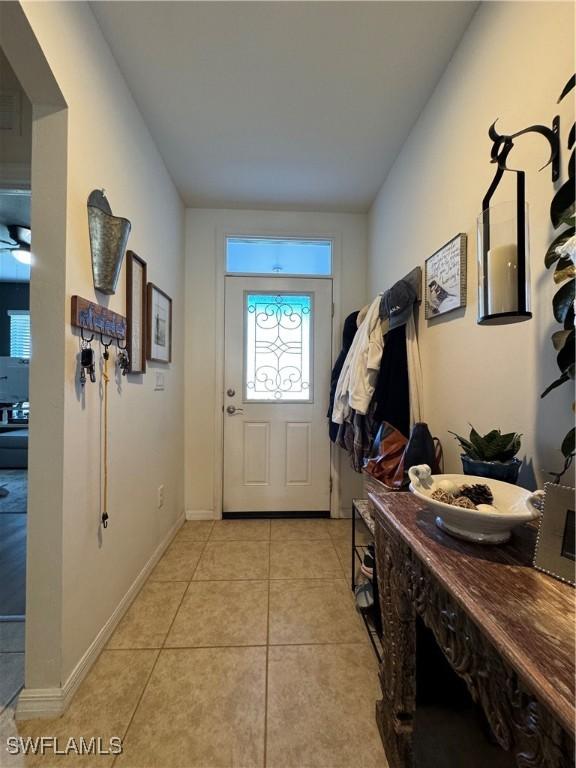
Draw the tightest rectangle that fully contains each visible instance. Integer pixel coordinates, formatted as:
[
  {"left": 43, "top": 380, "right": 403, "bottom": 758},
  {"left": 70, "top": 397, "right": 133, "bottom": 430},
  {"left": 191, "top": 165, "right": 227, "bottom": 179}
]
[
  {"left": 0, "top": 622, "right": 25, "bottom": 718},
  {"left": 0, "top": 519, "right": 386, "bottom": 768}
]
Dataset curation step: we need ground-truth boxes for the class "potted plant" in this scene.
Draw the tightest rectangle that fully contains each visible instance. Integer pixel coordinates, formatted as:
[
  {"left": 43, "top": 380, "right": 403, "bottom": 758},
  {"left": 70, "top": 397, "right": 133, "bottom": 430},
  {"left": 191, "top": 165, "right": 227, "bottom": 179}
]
[
  {"left": 449, "top": 426, "right": 522, "bottom": 483},
  {"left": 541, "top": 74, "right": 575, "bottom": 484}
]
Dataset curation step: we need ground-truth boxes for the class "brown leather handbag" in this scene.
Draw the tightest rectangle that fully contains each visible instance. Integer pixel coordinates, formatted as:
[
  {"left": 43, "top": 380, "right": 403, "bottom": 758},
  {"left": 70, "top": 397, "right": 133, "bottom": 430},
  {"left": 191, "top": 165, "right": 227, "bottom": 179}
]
[
  {"left": 364, "top": 422, "right": 409, "bottom": 489},
  {"left": 364, "top": 421, "right": 440, "bottom": 490}
]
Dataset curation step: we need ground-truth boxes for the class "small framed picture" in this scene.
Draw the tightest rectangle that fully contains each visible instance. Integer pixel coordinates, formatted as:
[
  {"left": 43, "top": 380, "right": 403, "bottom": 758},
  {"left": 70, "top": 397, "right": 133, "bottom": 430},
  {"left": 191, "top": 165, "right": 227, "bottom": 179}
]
[
  {"left": 424, "top": 233, "right": 467, "bottom": 319},
  {"left": 126, "top": 251, "right": 147, "bottom": 374},
  {"left": 147, "top": 283, "right": 172, "bottom": 364},
  {"left": 533, "top": 483, "right": 575, "bottom": 586}
]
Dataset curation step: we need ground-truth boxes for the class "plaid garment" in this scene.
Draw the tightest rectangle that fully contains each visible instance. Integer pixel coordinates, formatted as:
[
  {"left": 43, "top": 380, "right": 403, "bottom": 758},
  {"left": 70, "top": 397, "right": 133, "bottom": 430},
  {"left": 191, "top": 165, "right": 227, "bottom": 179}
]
[{"left": 335, "top": 404, "right": 378, "bottom": 473}]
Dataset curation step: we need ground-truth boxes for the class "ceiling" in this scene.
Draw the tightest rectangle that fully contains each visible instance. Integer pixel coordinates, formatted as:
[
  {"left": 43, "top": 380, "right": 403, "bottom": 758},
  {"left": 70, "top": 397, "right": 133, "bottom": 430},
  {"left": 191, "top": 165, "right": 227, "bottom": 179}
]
[
  {"left": 0, "top": 192, "right": 30, "bottom": 282},
  {"left": 92, "top": 1, "right": 477, "bottom": 212}
]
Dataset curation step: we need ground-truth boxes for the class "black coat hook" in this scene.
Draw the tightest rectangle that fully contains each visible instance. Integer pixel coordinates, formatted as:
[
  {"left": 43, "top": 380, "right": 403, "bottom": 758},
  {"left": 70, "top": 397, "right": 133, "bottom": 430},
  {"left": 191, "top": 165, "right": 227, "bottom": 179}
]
[
  {"left": 99, "top": 333, "right": 113, "bottom": 360},
  {"left": 80, "top": 327, "right": 94, "bottom": 344}
]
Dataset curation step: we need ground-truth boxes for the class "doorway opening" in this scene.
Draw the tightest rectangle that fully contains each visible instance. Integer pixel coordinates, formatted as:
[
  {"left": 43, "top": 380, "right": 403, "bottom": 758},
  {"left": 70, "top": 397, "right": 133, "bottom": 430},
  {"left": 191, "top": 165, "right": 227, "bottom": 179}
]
[
  {"left": 0, "top": 48, "right": 31, "bottom": 714},
  {"left": 222, "top": 237, "right": 334, "bottom": 517}
]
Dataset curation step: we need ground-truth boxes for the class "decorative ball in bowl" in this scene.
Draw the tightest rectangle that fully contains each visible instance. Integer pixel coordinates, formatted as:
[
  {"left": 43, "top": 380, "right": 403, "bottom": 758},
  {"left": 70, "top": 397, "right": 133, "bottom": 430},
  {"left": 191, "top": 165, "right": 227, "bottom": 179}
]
[{"left": 408, "top": 465, "right": 543, "bottom": 544}]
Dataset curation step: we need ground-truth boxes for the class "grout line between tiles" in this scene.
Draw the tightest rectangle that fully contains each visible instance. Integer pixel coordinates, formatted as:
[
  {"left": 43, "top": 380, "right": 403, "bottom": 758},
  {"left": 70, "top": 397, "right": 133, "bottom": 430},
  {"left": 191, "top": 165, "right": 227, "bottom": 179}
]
[
  {"left": 264, "top": 524, "right": 271, "bottom": 768},
  {"left": 162, "top": 530, "right": 213, "bottom": 649},
  {"left": 266, "top": 641, "right": 370, "bottom": 649},
  {"left": 109, "top": 647, "right": 161, "bottom": 768},
  {"left": 105, "top": 647, "right": 167, "bottom": 652},
  {"left": 152, "top": 576, "right": 268, "bottom": 583},
  {"left": 144, "top": 639, "right": 371, "bottom": 650},
  {"left": 159, "top": 642, "right": 268, "bottom": 650}
]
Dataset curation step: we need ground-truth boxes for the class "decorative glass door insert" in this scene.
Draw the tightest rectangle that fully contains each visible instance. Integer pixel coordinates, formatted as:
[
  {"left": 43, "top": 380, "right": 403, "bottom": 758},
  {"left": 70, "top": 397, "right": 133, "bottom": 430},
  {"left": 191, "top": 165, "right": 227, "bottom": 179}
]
[{"left": 245, "top": 293, "right": 312, "bottom": 401}]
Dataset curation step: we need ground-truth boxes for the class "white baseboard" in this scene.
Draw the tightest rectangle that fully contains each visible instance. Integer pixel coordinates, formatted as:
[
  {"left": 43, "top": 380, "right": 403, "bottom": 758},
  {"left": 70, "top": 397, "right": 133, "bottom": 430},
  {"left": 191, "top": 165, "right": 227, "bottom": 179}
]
[
  {"left": 15, "top": 512, "right": 185, "bottom": 721},
  {"left": 185, "top": 509, "right": 216, "bottom": 521}
]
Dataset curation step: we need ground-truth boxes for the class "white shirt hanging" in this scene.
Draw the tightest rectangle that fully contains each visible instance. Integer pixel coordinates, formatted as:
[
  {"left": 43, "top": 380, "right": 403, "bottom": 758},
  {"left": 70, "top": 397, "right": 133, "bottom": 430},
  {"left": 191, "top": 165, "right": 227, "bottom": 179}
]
[{"left": 331, "top": 294, "right": 384, "bottom": 423}]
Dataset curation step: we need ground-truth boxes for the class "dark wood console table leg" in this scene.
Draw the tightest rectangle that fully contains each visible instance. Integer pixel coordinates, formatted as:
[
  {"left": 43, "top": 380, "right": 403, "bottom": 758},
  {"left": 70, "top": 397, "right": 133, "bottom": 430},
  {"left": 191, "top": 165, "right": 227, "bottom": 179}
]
[{"left": 374, "top": 518, "right": 416, "bottom": 768}]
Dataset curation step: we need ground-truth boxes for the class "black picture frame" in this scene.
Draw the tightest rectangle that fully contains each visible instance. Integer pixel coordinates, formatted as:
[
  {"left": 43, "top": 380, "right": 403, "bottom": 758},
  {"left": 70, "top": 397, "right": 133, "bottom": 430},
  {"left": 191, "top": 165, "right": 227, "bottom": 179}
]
[
  {"left": 424, "top": 233, "right": 467, "bottom": 319},
  {"left": 146, "top": 283, "right": 172, "bottom": 364},
  {"left": 126, "top": 251, "right": 147, "bottom": 374}
]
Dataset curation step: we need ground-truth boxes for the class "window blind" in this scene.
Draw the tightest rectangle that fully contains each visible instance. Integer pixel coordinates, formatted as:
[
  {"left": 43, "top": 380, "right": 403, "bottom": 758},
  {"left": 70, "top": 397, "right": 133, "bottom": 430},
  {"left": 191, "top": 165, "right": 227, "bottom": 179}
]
[{"left": 8, "top": 310, "right": 31, "bottom": 358}]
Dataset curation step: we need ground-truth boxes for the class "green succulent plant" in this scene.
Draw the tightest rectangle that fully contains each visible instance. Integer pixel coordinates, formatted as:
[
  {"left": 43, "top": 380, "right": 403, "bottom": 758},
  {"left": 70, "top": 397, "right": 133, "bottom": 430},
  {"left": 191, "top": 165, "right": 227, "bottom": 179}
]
[{"left": 449, "top": 426, "right": 522, "bottom": 463}]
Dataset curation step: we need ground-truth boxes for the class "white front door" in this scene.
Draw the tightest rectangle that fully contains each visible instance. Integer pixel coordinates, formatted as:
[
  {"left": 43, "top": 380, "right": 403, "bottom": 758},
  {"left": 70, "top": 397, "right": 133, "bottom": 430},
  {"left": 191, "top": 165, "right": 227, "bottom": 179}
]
[{"left": 223, "top": 276, "right": 332, "bottom": 514}]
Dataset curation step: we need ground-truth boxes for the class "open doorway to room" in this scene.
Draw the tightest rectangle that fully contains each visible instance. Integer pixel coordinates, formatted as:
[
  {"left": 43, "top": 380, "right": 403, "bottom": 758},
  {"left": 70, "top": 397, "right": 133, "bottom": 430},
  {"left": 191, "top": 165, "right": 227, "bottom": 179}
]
[{"left": 0, "top": 47, "right": 31, "bottom": 714}]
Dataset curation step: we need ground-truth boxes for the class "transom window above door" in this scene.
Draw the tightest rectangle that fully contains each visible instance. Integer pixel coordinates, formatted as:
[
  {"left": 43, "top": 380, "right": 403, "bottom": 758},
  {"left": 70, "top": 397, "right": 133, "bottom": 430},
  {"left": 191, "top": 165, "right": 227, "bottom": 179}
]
[{"left": 226, "top": 237, "right": 332, "bottom": 276}]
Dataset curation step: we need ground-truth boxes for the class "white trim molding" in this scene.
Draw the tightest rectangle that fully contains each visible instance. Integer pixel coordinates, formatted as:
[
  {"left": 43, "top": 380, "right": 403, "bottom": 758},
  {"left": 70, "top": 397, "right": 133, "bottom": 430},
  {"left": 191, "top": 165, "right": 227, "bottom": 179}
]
[
  {"left": 185, "top": 509, "right": 215, "bottom": 521},
  {"left": 15, "top": 513, "right": 185, "bottom": 720}
]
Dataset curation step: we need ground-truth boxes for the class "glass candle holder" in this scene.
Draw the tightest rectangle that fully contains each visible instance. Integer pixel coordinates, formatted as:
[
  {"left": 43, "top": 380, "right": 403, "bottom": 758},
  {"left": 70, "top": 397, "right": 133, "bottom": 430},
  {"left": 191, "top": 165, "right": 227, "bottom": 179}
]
[{"left": 477, "top": 200, "right": 531, "bottom": 324}]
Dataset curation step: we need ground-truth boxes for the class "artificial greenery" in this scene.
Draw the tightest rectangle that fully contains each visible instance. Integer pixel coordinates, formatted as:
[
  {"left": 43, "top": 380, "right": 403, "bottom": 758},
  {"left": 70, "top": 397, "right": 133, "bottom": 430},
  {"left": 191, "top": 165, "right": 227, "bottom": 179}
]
[
  {"left": 449, "top": 426, "right": 522, "bottom": 463},
  {"left": 541, "top": 74, "right": 576, "bottom": 483}
]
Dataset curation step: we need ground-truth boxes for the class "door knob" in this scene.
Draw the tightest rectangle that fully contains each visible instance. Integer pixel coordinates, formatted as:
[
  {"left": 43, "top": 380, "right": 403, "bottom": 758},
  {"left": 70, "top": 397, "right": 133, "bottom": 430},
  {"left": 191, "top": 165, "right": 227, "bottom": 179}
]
[
  {"left": 226, "top": 405, "right": 244, "bottom": 415},
  {"left": 227, "top": 388, "right": 236, "bottom": 397}
]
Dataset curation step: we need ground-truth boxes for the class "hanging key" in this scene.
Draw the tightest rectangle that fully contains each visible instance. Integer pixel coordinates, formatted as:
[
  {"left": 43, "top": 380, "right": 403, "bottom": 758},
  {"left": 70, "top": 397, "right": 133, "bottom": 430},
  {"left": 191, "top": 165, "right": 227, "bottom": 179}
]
[
  {"left": 117, "top": 349, "right": 130, "bottom": 376},
  {"left": 80, "top": 345, "right": 96, "bottom": 386}
]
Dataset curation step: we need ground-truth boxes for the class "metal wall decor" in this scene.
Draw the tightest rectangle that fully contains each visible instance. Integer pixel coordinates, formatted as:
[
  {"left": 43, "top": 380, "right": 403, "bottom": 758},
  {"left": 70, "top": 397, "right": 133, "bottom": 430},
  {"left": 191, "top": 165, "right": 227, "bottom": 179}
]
[
  {"left": 87, "top": 190, "right": 131, "bottom": 295},
  {"left": 477, "top": 116, "right": 561, "bottom": 325}
]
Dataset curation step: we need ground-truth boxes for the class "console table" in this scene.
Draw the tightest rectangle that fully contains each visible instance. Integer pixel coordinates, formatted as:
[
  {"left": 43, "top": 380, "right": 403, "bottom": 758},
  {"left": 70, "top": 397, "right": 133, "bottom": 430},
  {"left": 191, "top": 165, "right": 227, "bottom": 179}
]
[{"left": 369, "top": 491, "right": 575, "bottom": 768}]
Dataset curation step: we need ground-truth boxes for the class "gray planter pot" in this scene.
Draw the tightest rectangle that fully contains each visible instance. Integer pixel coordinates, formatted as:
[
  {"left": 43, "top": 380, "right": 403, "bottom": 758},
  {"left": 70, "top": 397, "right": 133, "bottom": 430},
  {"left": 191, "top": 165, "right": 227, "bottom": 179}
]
[{"left": 461, "top": 455, "right": 522, "bottom": 484}]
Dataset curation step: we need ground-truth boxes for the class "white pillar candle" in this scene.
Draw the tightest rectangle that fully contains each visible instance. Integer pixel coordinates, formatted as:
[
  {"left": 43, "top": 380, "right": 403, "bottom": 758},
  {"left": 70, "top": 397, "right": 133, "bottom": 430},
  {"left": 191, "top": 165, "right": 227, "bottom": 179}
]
[{"left": 487, "top": 244, "right": 518, "bottom": 315}]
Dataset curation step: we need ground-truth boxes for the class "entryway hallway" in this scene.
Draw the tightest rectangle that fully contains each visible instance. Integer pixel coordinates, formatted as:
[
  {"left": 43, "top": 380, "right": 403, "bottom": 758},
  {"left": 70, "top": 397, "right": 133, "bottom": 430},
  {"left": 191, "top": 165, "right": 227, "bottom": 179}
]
[{"left": 0, "top": 518, "right": 387, "bottom": 768}]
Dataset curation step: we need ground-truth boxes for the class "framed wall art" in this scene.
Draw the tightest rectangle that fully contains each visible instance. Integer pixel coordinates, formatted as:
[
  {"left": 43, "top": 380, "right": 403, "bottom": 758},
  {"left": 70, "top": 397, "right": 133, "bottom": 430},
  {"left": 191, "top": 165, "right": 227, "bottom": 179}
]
[
  {"left": 147, "top": 283, "right": 172, "bottom": 364},
  {"left": 533, "top": 483, "right": 575, "bottom": 586},
  {"left": 424, "top": 233, "right": 467, "bottom": 319},
  {"left": 126, "top": 251, "right": 147, "bottom": 373}
]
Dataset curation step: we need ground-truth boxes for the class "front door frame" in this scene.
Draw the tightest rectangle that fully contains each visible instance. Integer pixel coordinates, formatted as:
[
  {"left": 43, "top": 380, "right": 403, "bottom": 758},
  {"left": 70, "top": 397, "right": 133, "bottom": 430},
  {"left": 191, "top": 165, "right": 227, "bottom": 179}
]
[{"left": 213, "top": 225, "right": 343, "bottom": 519}]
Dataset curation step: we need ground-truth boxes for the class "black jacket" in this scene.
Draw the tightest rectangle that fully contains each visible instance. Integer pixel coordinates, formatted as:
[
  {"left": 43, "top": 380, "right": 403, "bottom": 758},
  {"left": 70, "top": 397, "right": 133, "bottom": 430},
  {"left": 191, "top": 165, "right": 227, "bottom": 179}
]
[{"left": 328, "top": 311, "right": 359, "bottom": 442}]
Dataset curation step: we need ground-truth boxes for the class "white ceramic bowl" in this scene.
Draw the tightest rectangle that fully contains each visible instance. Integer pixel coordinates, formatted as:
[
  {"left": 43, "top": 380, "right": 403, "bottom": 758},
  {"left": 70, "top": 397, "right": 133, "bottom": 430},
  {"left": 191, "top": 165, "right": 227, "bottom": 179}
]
[{"left": 408, "top": 465, "right": 543, "bottom": 544}]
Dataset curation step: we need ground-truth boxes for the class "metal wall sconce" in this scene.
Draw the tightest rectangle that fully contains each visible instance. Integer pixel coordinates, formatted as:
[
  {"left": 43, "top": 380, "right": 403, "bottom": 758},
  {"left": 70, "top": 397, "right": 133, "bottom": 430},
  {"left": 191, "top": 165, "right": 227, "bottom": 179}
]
[
  {"left": 477, "top": 118, "right": 561, "bottom": 325},
  {"left": 87, "top": 190, "right": 131, "bottom": 295}
]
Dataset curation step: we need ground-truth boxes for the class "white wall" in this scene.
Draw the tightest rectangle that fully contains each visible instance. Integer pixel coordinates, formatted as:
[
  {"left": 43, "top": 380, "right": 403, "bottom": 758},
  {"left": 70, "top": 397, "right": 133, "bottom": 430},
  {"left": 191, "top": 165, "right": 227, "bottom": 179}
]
[
  {"left": 369, "top": 1, "right": 575, "bottom": 488},
  {"left": 11, "top": 2, "right": 185, "bottom": 687},
  {"left": 184, "top": 209, "right": 368, "bottom": 517}
]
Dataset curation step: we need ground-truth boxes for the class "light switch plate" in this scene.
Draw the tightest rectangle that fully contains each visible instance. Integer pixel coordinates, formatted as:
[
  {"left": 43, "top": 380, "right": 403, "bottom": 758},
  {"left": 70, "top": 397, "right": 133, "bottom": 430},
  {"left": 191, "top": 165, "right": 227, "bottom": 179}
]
[{"left": 154, "top": 372, "right": 165, "bottom": 391}]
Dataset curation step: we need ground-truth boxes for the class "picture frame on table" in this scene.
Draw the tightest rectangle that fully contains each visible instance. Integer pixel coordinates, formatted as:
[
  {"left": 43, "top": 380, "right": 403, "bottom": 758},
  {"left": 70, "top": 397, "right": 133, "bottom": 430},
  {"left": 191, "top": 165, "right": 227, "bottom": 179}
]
[
  {"left": 533, "top": 483, "right": 575, "bottom": 586},
  {"left": 126, "top": 251, "right": 147, "bottom": 374},
  {"left": 424, "top": 233, "right": 467, "bottom": 319},
  {"left": 147, "top": 283, "right": 172, "bottom": 364}
]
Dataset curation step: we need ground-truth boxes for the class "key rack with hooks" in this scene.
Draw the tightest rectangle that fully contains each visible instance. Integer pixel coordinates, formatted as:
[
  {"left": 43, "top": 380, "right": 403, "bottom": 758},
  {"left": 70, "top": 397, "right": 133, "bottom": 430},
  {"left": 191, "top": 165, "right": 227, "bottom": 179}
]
[{"left": 71, "top": 296, "right": 127, "bottom": 340}]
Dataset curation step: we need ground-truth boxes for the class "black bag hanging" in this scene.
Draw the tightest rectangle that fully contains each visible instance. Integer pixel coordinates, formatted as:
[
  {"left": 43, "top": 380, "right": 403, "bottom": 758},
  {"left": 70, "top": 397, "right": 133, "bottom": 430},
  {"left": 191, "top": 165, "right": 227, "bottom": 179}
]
[{"left": 404, "top": 422, "right": 441, "bottom": 475}]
